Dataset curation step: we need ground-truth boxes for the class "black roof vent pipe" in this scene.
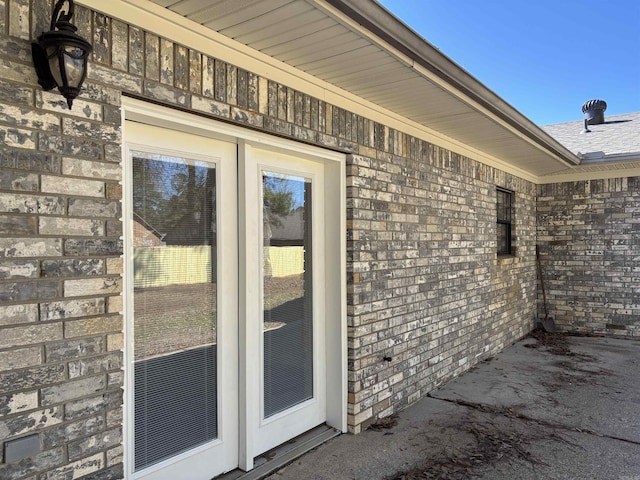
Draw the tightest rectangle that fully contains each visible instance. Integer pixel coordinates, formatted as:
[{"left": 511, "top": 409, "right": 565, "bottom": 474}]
[{"left": 582, "top": 99, "right": 607, "bottom": 125}]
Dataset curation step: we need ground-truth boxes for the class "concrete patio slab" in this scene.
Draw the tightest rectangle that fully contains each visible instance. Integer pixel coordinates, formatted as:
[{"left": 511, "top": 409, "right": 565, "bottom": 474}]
[{"left": 266, "top": 333, "right": 640, "bottom": 480}]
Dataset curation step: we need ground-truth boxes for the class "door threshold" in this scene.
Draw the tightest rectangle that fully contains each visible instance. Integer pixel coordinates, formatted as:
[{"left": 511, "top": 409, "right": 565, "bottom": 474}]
[{"left": 215, "top": 425, "right": 340, "bottom": 480}]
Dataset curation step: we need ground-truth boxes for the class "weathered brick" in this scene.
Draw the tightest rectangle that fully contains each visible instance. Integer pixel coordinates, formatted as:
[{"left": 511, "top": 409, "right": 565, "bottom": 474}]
[
  {"left": 41, "top": 175, "right": 105, "bottom": 198},
  {"left": 0, "top": 303, "right": 38, "bottom": 326},
  {"left": 105, "top": 183, "right": 121, "bottom": 200},
  {"left": 75, "top": 463, "right": 124, "bottom": 480},
  {"left": 63, "top": 277, "right": 121, "bottom": 297},
  {"left": 0, "top": 58, "right": 36, "bottom": 85},
  {"left": 0, "top": 193, "right": 65, "bottom": 214},
  {"left": 105, "top": 258, "right": 122, "bottom": 276},
  {"left": 0, "top": 104, "right": 60, "bottom": 132},
  {"left": 64, "top": 390, "right": 122, "bottom": 421},
  {"left": 63, "top": 158, "right": 122, "bottom": 182},
  {"left": 191, "top": 95, "right": 231, "bottom": 118},
  {"left": 62, "top": 118, "right": 121, "bottom": 143},
  {"left": 93, "top": 12, "right": 110, "bottom": 64},
  {"left": 0, "top": 170, "right": 39, "bottom": 191},
  {"left": 41, "top": 415, "right": 105, "bottom": 449},
  {"left": 68, "top": 427, "right": 121, "bottom": 460},
  {"left": 64, "top": 315, "right": 122, "bottom": 338},
  {"left": 41, "top": 258, "right": 104, "bottom": 278},
  {"left": 106, "top": 445, "right": 123, "bottom": 467},
  {"left": 0, "top": 347, "right": 42, "bottom": 372},
  {"left": 105, "top": 219, "right": 122, "bottom": 237},
  {"left": 0, "top": 125, "right": 35, "bottom": 148},
  {"left": 189, "top": 50, "right": 202, "bottom": 94},
  {"left": 41, "top": 298, "right": 105, "bottom": 321},
  {"left": 64, "top": 239, "right": 123, "bottom": 256},
  {"left": 107, "top": 370, "right": 123, "bottom": 389},
  {"left": 68, "top": 352, "right": 121, "bottom": 379},
  {"left": 145, "top": 32, "right": 160, "bottom": 81},
  {"left": 106, "top": 333, "right": 123, "bottom": 352},
  {"left": 40, "top": 452, "right": 104, "bottom": 480},
  {"left": 143, "top": 80, "right": 189, "bottom": 106},
  {"left": 105, "top": 407, "right": 122, "bottom": 430},
  {"left": 13, "top": 150, "right": 60, "bottom": 173},
  {"left": 0, "top": 323, "right": 62, "bottom": 349},
  {"left": 39, "top": 217, "right": 104, "bottom": 236},
  {"left": 68, "top": 198, "right": 120, "bottom": 217},
  {"left": 45, "top": 337, "right": 105, "bottom": 363},
  {"left": 41, "top": 375, "right": 107, "bottom": 406},
  {"left": 0, "top": 259, "right": 39, "bottom": 279},
  {"left": 0, "top": 390, "right": 38, "bottom": 416},
  {"left": 0, "top": 238, "right": 62, "bottom": 258},
  {"left": 0, "top": 280, "right": 60, "bottom": 302},
  {"left": 8, "top": 0, "right": 28, "bottom": 39},
  {"left": 39, "top": 134, "right": 104, "bottom": 160},
  {"left": 111, "top": 20, "right": 128, "bottom": 71},
  {"left": 0, "top": 447, "right": 65, "bottom": 480},
  {"left": 36, "top": 90, "right": 103, "bottom": 121},
  {"left": 0, "top": 77, "right": 33, "bottom": 106},
  {"left": 0, "top": 215, "right": 37, "bottom": 235},
  {"left": 160, "top": 38, "right": 174, "bottom": 85},
  {"left": 129, "top": 26, "right": 144, "bottom": 76},
  {"left": 0, "top": 364, "right": 65, "bottom": 394}
]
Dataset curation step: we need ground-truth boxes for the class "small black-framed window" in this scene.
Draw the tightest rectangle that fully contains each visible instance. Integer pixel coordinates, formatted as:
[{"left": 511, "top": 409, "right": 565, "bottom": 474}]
[{"left": 496, "top": 188, "right": 513, "bottom": 256}]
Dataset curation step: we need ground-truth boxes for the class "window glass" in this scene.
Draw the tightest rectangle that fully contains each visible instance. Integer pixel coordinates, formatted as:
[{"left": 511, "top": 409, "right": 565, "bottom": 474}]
[
  {"left": 132, "top": 152, "right": 218, "bottom": 470},
  {"left": 497, "top": 189, "right": 513, "bottom": 256}
]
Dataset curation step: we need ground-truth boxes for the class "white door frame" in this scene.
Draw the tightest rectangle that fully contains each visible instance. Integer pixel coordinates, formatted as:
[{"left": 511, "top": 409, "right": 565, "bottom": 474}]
[{"left": 122, "top": 97, "right": 347, "bottom": 476}]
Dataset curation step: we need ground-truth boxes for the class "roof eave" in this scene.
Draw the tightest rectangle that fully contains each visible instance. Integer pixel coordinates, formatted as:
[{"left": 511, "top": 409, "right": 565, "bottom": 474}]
[{"left": 323, "top": 0, "right": 581, "bottom": 167}]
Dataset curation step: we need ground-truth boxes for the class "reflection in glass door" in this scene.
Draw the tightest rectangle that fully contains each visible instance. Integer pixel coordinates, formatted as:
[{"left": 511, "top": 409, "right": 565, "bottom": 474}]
[
  {"left": 132, "top": 153, "right": 218, "bottom": 470},
  {"left": 263, "top": 172, "right": 313, "bottom": 417}
]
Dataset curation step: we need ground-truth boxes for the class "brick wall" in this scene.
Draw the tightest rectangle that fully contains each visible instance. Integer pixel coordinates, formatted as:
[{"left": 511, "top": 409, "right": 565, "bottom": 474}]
[
  {"left": 537, "top": 178, "right": 640, "bottom": 336},
  {"left": 1, "top": 2, "right": 540, "bottom": 478},
  {"left": 346, "top": 151, "right": 537, "bottom": 432}
]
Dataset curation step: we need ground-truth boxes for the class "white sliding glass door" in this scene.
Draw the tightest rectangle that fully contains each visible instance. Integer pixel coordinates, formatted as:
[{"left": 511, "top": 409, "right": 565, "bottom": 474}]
[{"left": 124, "top": 103, "right": 345, "bottom": 479}]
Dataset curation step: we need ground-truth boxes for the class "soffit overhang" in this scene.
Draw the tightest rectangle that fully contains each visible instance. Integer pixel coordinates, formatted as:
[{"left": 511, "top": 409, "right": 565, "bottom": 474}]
[{"left": 79, "top": 0, "right": 582, "bottom": 181}]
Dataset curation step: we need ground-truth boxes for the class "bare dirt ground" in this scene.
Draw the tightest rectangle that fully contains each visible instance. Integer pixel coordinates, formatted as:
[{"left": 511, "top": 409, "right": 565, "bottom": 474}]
[{"left": 134, "top": 275, "right": 303, "bottom": 359}]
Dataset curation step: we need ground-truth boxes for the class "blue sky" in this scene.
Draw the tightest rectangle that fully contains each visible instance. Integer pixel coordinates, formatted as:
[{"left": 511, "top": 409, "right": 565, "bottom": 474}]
[{"left": 377, "top": 0, "right": 640, "bottom": 125}]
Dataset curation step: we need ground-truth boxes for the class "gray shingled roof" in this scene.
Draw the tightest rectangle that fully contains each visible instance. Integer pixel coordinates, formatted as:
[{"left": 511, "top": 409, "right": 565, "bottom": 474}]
[{"left": 542, "top": 112, "right": 640, "bottom": 162}]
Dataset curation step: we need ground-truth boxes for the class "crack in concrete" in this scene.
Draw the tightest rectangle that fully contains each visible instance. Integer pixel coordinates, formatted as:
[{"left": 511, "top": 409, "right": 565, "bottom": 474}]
[{"left": 427, "top": 394, "right": 640, "bottom": 447}]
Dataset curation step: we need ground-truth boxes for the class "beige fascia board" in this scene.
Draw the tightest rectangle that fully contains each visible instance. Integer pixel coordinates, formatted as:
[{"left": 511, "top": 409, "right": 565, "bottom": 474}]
[
  {"left": 537, "top": 165, "right": 640, "bottom": 184},
  {"left": 77, "top": 0, "right": 542, "bottom": 183},
  {"left": 318, "top": 0, "right": 580, "bottom": 169},
  {"left": 579, "top": 152, "right": 640, "bottom": 164},
  {"left": 318, "top": 0, "right": 580, "bottom": 168}
]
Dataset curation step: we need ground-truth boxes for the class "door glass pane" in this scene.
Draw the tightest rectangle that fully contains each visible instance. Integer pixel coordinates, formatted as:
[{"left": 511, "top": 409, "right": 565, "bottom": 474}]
[
  {"left": 263, "top": 172, "right": 313, "bottom": 418},
  {"left": 132, "top": 152, "right": 217, "bottom": 471}
]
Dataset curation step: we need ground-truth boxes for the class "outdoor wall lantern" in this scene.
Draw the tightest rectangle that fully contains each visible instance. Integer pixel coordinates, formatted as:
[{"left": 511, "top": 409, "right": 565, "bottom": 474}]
[{"left": 31, "top": 0, "right": 93, "bottom": 109}]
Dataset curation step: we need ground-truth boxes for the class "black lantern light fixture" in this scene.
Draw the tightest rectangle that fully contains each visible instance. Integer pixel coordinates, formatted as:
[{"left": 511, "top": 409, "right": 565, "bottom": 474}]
[{"left": 31, "top": 0, "right": 93, "bottom": 109}]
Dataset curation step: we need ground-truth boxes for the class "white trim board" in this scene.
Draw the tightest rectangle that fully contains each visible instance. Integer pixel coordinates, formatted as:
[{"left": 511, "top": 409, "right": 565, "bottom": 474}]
[{"left": 78, "top": 0, "right": 550, "bottom": 184}]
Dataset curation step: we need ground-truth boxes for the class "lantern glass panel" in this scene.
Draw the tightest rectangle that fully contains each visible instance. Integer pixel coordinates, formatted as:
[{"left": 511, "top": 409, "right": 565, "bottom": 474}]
[{"left": 62, "top": 49, "right": 85, "bottom": 87}]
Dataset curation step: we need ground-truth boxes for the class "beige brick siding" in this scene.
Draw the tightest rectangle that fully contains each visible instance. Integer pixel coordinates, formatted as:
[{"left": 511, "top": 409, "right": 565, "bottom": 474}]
[
  {"left": 537, "top": 178, "right": 640, "bottom": 336},
  {"left": 0, "top": 3, "right": 635, "bottom": 480},
  {"left": 345, "top": 151, "right": 537, "bottom": 432}
]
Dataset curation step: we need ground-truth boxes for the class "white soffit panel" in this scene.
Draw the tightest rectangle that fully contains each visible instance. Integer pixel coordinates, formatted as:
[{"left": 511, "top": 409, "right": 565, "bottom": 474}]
[{"left": 102, "top": 0, "right": 580, "bottom": 179}]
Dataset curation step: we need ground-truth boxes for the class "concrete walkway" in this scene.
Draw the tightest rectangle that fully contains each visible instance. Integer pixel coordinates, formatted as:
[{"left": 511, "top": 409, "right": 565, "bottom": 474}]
[{"left": 267, "top": 333, "right": 640, "bottom": 480}]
